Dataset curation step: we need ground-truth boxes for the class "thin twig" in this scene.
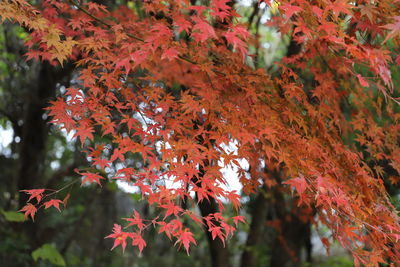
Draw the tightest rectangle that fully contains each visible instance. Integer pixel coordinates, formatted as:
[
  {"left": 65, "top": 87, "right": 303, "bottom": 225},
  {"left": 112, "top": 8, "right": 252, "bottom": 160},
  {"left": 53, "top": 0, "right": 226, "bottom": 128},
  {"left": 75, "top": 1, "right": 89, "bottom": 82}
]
[{"left": 45, "top": 178, "right": 80, "bottom": 198}]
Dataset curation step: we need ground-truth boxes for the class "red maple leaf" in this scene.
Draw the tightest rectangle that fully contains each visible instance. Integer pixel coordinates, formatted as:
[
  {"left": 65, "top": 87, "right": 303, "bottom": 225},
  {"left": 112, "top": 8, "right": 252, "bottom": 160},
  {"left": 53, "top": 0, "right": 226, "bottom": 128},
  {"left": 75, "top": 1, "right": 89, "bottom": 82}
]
[
  {"left": 232, "top": 215, "right": 246, "bottom": 227},
  {"left": 210, "top": 226, "right": 224, "bottom": 243},
  {"left": 20, "top": 189, "right": 45, "bottom": 203},
  {"left": 382, "top": 16, "right": 400, "bottom": 43},
  {"left": 19, "top": 203, "right": 37, "bottom": 221},
  {"left": 396, "top": 55, "right": 400, "bottom": 66},
  {"left": 25, "top": 50, "right": 41, "bottom": 61},
  {"left": 124, "top": 210, "right": 145, "bottom": 232},
  {"left": 357, "top": 74, "right": 369, "bottom": 87},
  {"left": 192, "top": 17, "right": 217, "bottom": 43},
  {"left": 279, "top": 3, "right": 303, "bottom": 20},
  {"left": 87, "top": 2, "right": 107, "bottom": 12},
  {"left": 161, "top": 47, "right": 179, "bottom": 61},
  {"left": 160, "top": 202, "right": 183, "bottom": 219},
  {"left": 328, "top": 0, "right": 353, "bottom": 18},
  {"left": 73, "top": 122, "right": 94, "bottom": 145},
  {"left": 115, "top": 57, "right": 131, "bottom": 76},
  {"left": 283, "top": 176, "right": 309, "bottom": 205},
  {"left": 173, "top": 17, "right": 192, "bottom": 33},
  {"left": 283, "top": 176, "right": 308, "bottom": 195},
  {"left": 105, "top": 224, "right": 129, "bottom": 253},
  {"left": 175, "top": 229, "right": 197, "bottom": 255},
  {"left": 63, "top": 193, "right": 71, "bottom": 208},
  {"left": 43, "top": 199, "right": 62, "bottom": 212},
  {"left": 77, "top": 170, "right": 105, "bottom": 186},
  {"left": 131, "top": 232, "right": 146, "bottom": 253},
  {"left": 225, "top": 190, "right": 241, "bottom": 211}
]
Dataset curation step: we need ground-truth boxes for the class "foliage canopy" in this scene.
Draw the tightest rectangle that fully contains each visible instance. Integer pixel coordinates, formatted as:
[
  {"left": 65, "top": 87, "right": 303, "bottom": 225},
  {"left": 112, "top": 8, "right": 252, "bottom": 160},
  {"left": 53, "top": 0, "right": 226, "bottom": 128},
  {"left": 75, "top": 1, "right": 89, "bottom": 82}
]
[{"left": 1, "top": 0, "right": 400, "bottom": 266}]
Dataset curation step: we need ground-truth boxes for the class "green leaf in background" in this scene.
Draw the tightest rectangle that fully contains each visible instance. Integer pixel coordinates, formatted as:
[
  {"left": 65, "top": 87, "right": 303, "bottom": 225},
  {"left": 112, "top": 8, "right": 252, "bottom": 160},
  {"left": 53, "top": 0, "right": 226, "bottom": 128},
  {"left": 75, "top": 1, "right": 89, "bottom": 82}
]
[
  {"left": 31, "top": 244, "right": 66, "bottom": 266},
  {"left": 131, "top": 192, "right": 142, "bottom": 201},
  {"left": 1, "top": 209, "right": 26, "bottom": 222}
]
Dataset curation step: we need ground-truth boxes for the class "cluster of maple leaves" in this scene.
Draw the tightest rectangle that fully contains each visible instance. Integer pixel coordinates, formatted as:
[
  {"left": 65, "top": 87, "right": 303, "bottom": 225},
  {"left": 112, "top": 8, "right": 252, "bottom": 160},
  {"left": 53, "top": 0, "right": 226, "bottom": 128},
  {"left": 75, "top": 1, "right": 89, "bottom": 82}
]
[
  {"left": 19, "top": 189, "right": 66, "bottom": 220},
  {"left": 1, "top": 0, "right": 400, "bottom": 265}
]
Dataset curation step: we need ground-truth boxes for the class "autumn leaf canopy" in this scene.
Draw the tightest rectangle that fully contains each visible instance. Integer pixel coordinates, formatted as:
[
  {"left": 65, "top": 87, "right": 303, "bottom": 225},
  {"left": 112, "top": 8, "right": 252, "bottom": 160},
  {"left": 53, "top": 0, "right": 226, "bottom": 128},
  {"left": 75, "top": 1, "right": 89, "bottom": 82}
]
[{"left": 2, "top": 0, "right": 400, "bottom": 265}]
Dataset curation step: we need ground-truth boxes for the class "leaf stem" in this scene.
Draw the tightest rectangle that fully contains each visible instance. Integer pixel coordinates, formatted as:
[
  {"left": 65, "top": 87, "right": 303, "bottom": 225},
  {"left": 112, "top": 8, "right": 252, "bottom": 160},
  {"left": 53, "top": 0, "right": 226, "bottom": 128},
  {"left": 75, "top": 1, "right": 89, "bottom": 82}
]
[{"left": 45, "top": 178, "right": 80, "bottom": 198}]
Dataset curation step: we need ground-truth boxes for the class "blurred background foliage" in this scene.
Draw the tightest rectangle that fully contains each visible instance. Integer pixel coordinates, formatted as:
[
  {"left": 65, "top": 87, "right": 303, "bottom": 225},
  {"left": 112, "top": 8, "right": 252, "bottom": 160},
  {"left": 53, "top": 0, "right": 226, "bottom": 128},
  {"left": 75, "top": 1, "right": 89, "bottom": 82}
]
[{"left": 0, "top": 0, "right": 399, "bottom": 266}]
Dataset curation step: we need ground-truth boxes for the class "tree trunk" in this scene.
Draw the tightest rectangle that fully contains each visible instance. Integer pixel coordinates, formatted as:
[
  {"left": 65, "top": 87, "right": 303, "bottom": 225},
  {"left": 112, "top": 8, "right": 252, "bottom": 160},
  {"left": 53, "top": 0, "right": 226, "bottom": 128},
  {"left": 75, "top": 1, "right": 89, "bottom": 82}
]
[
  {"left": 194, "top": 120, "right": 232, "bottom": 267},
  {"left": 198, "top": 198, "right": 232, "bottom": 267},
  {"left": 240, "top": 185, "right": 269, "bottom": 267},
  {"left": 269, "top": 170, "right": 312, "bottom": 267}
]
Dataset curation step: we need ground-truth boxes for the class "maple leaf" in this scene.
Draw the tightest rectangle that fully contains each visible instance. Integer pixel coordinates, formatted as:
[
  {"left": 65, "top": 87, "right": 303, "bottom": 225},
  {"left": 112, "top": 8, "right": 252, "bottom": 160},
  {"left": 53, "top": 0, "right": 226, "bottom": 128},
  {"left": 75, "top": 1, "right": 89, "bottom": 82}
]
[
  {"left": 382, "top": 16, "right": 400, "bottom": 43},
  {"left": 42, "top": 29, "right": 61, "bottom": 48},
  {"left": 158, "top": 221, "right": 173, "bottom": 240},
  {"left": 25, "top": 50, "right": 41, "bottom": 61},
  {"left": 63, "top": 193, "right": 70, "bottom": 208},
  {"left": 173, "top": 17, "right": 192, "bottom": 33},
  {"left": 92, "top": 157, "right": 111, "bottom": 170},
  {"left": 343, "top": 226, "right": 359, "bottom": 241},
  {"left": 192, "top": 18, "right": 217, "bottom": 43},
  {"left": 114, "top": 167, "right": 135, "bottom": 182},
  {"left": 389, "top": 176, "right": 400, "bottom": 185},
  {"left": 105, "top": 224, "right": 129, "bottom": 253},
  {"left": 78, "top": 171, "right": 105, "bottom": 186},
  {"left": 131, "top": 232, "right": 146, "bottom": 254},
  {"left": 328, "top": 0, "right": 353, "bottom": 18},
  {"left": 321, "top": 237, "right": 330, "bottom": 255},
  {"left": 115, "top": 57, "right": 131, "bottom": 76},
  {"left": 211, "top": 0, "right": 231, "bottom": 20},
  {"left": 160, "top": 202, "right": 183, "bottom": 219},
  {"left": 224, "top": 31, "right": 247, "bottom": 59},
  {"left": 283, "top": 176, "right": 308, "bottom": 195},
  {"left": 43, "top": 199, "right": 62, "bottom": 212},
  {"left": 210, "top": 226, "right": 224, "bottom": 243},
  {"left": 357, "top": 74, "right": 369, "bottom": 87},
  {"left": 175, "top": 229, "right": 197, "bottom": 255},
  {"left": 65, "top": 87, "right": 84, "bottom": 102},
  {"left": 131, "top": 50, "right": 149, "bottom": 67},
  {"left": 279, "top": 3, "right": 303, "bottom": 20},
  {"left": 124, "top": 210, "right": 145, "bottom": 232},
  {"left": 161, "top": 47, "right": 179, "bottom": 61},
  {"left": 110, "top": 148, "right": 125, "bottom": 162},
  {"left": 232, "top": 215, "right": 246, "bottom": 227},
  {"left": 312, "top": 6, "right": 323, "bottom": 19},
  {"left": 68, "top": 18, "right": 83, "bottom": 30},
  {"left": 225, "top": 190, "right": 241, "bottom": 211},
  {"left": 283, "top": 176, "right": 309, "bottom": 206},
  {"left": 19, "top": 203, "right": 37, "bottom": 221},
  {"left": 73, "top": 123, "right": 94, "bottom": 146},
  {"left": 20, "top": 189, "right": 45, "bottom": 203},
  {"left": 87, "top": 2, "right": 107, "bottom": 13},
  {"left": 193, "top": 185, "right": 210, "bottom": 203}
]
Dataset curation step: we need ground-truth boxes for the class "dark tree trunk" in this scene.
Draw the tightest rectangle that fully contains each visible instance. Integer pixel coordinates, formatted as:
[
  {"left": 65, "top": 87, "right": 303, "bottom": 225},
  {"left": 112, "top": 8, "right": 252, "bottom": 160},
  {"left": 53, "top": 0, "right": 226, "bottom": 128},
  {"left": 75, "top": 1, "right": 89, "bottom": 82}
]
[
  {"left": 17, "top": 62, "right": 58, "bottom": 206},
  {"left": 240, "top": 185, "right": 269, "bottom": 267},
  {"left": 15, "top": 61, "right": 73, "bottom": 254},
  {"left": 197, "top": 198, "right": 232, "bottom": 267},
  {"left": 269, "top": 170, "right": 312, "bottom": 267},
  {"left": 193, "top": 119, "right": 232, "bottom": 267}
]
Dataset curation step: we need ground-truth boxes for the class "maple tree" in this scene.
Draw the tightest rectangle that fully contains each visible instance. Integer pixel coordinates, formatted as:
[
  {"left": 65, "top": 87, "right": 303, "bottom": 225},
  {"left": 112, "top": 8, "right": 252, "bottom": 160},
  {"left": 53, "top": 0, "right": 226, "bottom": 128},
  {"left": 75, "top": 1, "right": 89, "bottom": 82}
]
[{"left": 1, "top": 0, "right": 400, "bottom": 266}]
